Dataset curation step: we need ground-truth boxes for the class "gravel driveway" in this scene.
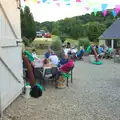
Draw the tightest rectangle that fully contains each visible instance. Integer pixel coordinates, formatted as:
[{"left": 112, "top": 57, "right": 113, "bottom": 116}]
[{"left": 3, "top": 60, "right": 120, "bottom": 120}]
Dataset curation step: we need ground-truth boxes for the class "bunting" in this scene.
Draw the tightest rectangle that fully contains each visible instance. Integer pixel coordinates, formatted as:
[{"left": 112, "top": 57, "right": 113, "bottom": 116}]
[
  {"left": 101, "top": 4, "right": 108, "bottom": 12},
  {"left": 23, "top": 0, "right": 120, "bottom": 17},
  {"left": 115, "top": 5, "right": 120, "bottom": 15},
  {"left": 37, "top": 0, "right": 40, "bottom": 4},
  {"left": 93, "top": 8, "right": 98, "bottom": 16},
  {"left": 103, "top": 10, "right": 107, "bottom": 17},
  {"left": 56, "top": 2, "right": 60, "bottom": 7},
  {"left": 112, "top": 10, "right": 116, "bottom": 17}
]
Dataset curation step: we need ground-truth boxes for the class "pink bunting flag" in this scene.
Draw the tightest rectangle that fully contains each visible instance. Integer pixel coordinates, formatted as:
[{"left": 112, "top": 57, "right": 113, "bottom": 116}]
[
  {"left": 84, "top": 7, "right": 89, "bottom": 11},
  {"left": 103, "top": 10, "right": 107, "bottom": 17},
  {"left": 115, "top": 5, "right": 120, "bottom": 15},
  {"left": 56, "top": 3, "right": 60, "bottom": 7},
  {"left": 37, "top": 0, "right": 40, "bottom": 4},
  {"left": 76, "top": 0, "right": 81, "bottom": 2}
]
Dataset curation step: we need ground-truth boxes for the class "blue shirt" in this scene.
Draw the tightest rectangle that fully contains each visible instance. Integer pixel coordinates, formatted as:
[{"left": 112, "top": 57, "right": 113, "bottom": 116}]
[
  {"left": 98, "top": 47, "right": 103, "bottom": 54},
  {"left": 44, "top": 52, "right": 50, "bottom": 58},
  {"left": 58, "top": 58, "right": 69, "bottom": 67},
  {"left": 77, "top": 49, "right": 85, "bottom": 57}
]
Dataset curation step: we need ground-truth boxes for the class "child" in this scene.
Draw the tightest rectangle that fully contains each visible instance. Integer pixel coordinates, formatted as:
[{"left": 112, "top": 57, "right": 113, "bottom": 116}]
[
  {"left": 32, "top": 49, "right": 38, "bottom": 59},
  {"left": 43, "top": 58, "right": 52, "bottom": 67}
]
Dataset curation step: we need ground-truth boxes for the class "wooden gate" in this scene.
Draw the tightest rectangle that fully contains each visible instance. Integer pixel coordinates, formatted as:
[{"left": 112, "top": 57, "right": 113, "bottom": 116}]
[{"left": 0, "top": 0, "right": 23, "bottom": 113}]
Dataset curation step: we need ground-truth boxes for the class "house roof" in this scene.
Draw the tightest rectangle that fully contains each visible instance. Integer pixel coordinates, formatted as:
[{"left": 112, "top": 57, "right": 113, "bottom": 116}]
[{"left": 99, "top": 18, "right": 120, "bottom": 40}]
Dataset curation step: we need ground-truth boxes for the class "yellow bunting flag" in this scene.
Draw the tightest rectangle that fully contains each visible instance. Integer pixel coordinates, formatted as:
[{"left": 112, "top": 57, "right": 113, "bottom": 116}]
[
  {"left": 26, "top": 0, "right": 30, "bottom": 3},
  {"left": 76, "top": 4, "right": 80, "bottom": 7},
  {"left": 33, "top": 0, "right": 37, "bottom": 2},
  {"left": 88, "top": 1, "right": 93, "bottom": 7}
]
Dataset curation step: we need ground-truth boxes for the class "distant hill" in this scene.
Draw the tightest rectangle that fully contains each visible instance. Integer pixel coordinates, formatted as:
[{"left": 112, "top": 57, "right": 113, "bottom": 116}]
[{"left": 35, "top": 9, "right": 120, "bottom": 41}]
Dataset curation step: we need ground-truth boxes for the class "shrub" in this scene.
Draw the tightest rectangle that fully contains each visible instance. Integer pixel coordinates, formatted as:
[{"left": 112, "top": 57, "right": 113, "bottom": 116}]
[
  {"left": 78, "top": 37, "right": 90, "bottom": 50},
  {"left": 51, "top": 38, "right": 62, "bottom": 51},
  {"left": 60, "top": 33, "right": 68, "bottom": 43},
  {"left": 50, "top": 38, "right": 64, "bottom": 58}
]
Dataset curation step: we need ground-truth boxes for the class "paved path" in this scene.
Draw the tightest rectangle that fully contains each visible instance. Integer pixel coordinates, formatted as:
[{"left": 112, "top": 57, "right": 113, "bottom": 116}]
[{"left": 3, "top": 60, "right": 120, "bottom": 120}]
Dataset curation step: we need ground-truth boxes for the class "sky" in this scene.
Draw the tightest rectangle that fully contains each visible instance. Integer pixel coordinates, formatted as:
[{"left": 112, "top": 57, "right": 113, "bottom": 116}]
[{"left": 21, "top": 0, "right": 120, "bottom": 22}]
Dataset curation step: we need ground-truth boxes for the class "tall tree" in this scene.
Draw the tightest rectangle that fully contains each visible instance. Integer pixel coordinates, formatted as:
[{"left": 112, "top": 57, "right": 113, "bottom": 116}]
[
  {"left": 20, "top": 6, "right": 36, "bottom": 41},
  {"left": 86, "top": 22, "right": 106, "bottom": 42}
]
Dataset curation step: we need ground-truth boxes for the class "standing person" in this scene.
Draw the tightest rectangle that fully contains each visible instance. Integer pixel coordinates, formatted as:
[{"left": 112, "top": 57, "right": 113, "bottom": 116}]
[
  {"left": 67, "top": 42, "right": 71, "bottom": 48},
  {"left": 32, "top": 49, "right": 38, "bottom": 59},
  {"left": 49, "top": 51, "right": 59, "bottom": 65}
]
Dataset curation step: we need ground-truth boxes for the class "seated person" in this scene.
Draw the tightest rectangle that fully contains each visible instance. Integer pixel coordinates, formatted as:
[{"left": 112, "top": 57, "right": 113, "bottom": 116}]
[
  {"left": 64, "top": 48, "right": 71, "bottom": 55},
  {"left": 56, "top": 56, "right": 74, "bottom": 80},
  {"left": 95, "top": 45, "right": 99, "bottom": 54},
  {"left": 59, "top": 59, "right": 74, "bottom": 73},
  {"left": 67, "top": 50, "right": 72, "bottom": 57},
  {"left": 49, "top": 51, "right": 59, "bottom": 65},
  {"left": 44, "top": 49, "right": 52, "bottom": 58},
  {"left": 105, "top": 46, "right": 113, "bottom": 58},
  {"left": 76, "top": 47, "right": 85, "bottom": 59},
  {"left": 43, "top": 58, "right": 52, "bottom": 67},
  {"left": 98, "top": 46, "right": 105, "bottom": 57},
  {"left": 58, "top": 54, "right": 69, "bottom": 67},
  {"left": 32, "top": 49, "right": 38, "bottom": 59}
]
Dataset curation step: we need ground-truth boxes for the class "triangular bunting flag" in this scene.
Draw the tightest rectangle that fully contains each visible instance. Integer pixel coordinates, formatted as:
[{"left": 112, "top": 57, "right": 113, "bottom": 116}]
[
  {"left": 103, "top": 10, "right": 107, "bottom": 17},
  {"left": 115, "top": 5, "right": 120, "bottom": 15},
  {"left": 64, "top": 0, "right": 70, "bottom": 1},
  {"left": 76, "top": 4, "right": 80, "bottom": 7},
  {"left": 66, "top": 3, "right": 70, "bottom": 6},
  {"left": 93, "top": 8, "right": 98, "bottom": 16},
  {"left": 47, "top": 2, "right": 50, "bottom": 4},
  {"left": 42, "top": 0, "right": 47, "bottom": 3},
  {"left": 56, "top": 3, "right": 60, "bottom": 7},
  {"left": 33, "top": 0, "right": 37, "bottom": 2},
  {"left": 84, "top": 7, "right": 89, "bottom": 11},
  {"left": 112, "top": 10, "right": 116, "bottom": 17},
  {"left": 26, "top": 0, "right": 30, "bottom": 3},
  {"left": 101, "top": 4, "right": 108, "bottom": 12},
  {"left": 37, "top": 0, "right": 40, "bottom": 4},
  {"left": 88, "top": 1, "right": 93, "bottom": 7},
  {"left": 76, "top": 0, "right": 81, "bottom": 2}
]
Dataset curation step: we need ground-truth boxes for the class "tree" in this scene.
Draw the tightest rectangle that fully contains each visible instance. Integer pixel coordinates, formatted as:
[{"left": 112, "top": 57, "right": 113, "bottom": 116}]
[
  {"left": 86, "top": 22, "right": 106, "bottom": 42},
  {"left": 20, "top": 6, "right": 36, "bottom": 41},
  {"left": 35, "top": 8, "right": 115, "bottom": 41},
  {"left": 60, "top": 33, "right": 68, "bottom": 43},
  {"left": 35, "top": 21, "right": 41, "bottom": 31},
  {"left": 40, "top": 26, "right": 48, "bottom": 32}
]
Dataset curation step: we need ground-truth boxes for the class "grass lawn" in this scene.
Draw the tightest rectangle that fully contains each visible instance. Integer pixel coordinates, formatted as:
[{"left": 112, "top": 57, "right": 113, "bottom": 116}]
[
  {"left": 25, "top": 47, "right": 47, "bottom": 57},
  {"left": 32, "top": 35, "right": 59, "bottom": 45},
  {"left": 65, "top": 38, "right": 78, "bottom": 45},
  {"left": 26, "top": 35, "right": 78, "bottom": 56},
  {"left": 27, "top": 35, "right": 58, "bottom": 55}
]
